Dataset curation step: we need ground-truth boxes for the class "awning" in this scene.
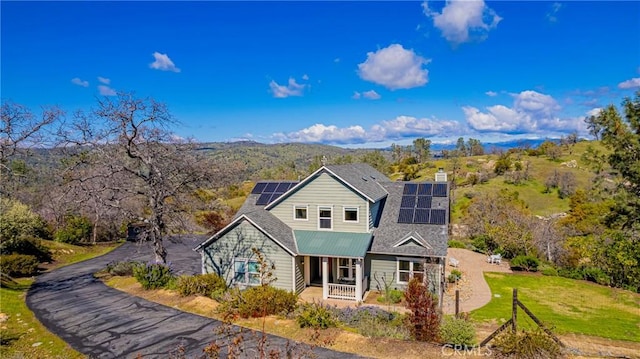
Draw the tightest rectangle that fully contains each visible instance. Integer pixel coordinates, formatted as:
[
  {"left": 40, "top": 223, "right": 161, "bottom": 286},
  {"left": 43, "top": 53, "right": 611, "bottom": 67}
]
[{"left": 294, "top": 230, "right": 373, "bottom": 258}]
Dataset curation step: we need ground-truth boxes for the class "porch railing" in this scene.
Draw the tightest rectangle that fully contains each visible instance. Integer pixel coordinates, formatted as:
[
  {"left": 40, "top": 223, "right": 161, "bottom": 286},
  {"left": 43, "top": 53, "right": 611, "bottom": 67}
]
[{"left": 327, "top": 276, "right": 369, "bottom": 301}]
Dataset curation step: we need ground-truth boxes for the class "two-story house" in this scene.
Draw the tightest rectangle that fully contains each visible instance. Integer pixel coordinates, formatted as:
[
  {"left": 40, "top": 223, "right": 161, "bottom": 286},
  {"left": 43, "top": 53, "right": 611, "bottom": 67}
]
[{"left": 194, "top": 163, "right": 449, "bottom": 302}]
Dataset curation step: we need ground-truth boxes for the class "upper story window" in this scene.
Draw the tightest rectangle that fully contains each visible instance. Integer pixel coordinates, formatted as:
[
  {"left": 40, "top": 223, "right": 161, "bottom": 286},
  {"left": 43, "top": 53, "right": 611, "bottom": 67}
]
[
  {"left": 294, "top": 205, "right": 308, "bottom": 220},
  {"left": 318, "top": 206, "right": 332, "bottom": 230},
  {"left": 343, "top": 206, "right": 359, "bottom": 223}
]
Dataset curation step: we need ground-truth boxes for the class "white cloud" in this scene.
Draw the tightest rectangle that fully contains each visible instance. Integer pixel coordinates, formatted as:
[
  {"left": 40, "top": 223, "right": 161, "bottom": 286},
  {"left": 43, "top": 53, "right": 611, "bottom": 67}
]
[
  {"left": 149, "top": 52, "right": 181, "bottom": 73},
  {"left": 586, "top": 108, "right": 602, "bottom": 117},
  {"left": 302, "top": 74, "right": 309, "bottom": 80},
  {"left": 98, "top": 85, "right": 116, "bottom": 96},
  {"left": 71, "top": 77, "right": 89, "bottom": 87},
  {"left": 546, "top": 2, "right": 562, "bottom": 22},
  {"left": 97, "top": 76, "right": 110, "bottom": 85},
  {"left": 272, "top": 116, "right": 462, "bottom": 145},
  {"left": 618, "top": 77, "right": 640, "bottom": 89},
  {"left": 352, "top": 92, "right": 361, "bottom": 100},
  {"left": 363, "top": 90, "right": 381, "bottom": 100},
  {"left": 422, "top": 0, "right": 502, "bottom": 44},
  {"left": 463, "top": 90, "right": 590, "bottom": 135},
  {"left": 485, "top": 90, "right": 497, "bottom": 97},
  {"left": 269, "top": 77, "right": 307, "bottom": 98},
  {"left": 357, "top": 44, "right": 430, "bottom": 90}
]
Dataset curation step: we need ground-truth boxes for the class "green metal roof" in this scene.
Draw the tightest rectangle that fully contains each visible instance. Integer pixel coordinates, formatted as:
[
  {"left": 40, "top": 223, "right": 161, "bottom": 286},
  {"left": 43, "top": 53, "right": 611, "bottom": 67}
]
[{"left": 294, "top": 230, "right": 373, "bottom": 258}]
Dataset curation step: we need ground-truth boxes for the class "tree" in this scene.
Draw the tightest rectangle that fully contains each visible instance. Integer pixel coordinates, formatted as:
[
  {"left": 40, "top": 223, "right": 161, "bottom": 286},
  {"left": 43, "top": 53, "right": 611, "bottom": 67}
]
[
  {"left": 360, "top": 150, "right": 389, "bottom": 174},
  {"left": 61, "top": 93, "right": 219, "bottom": 263},
  {"left": 585, "top": 114, "right": 603, "bottom": 140},
  {"left": 467, "top": 138, "right": 484, "bottom": 156},
  {"left": 455, "top": 137, "right": 467, "bottom": 157},
  {"left": 404, "top": 277, "right": 440, "bottom": 342},
  {"left": 412, "top": 137, "right": 431, "bottom": 163}
]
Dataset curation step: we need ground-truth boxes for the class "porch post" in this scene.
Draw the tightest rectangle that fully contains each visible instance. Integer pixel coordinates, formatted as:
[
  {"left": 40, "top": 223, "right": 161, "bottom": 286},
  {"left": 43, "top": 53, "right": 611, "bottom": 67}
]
[
  {"left": 355, "top": 258, "right": 363, "bottom": 301},
  {"left": 304, "top": 256, "right": 310, "bottom": 286},
  {"left": 322, "top": 257, "right": 328, "bottom": 300}
]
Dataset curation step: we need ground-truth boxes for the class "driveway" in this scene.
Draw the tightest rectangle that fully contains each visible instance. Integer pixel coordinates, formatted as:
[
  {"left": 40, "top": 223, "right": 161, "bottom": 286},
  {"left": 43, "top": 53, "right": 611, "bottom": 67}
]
[{"left": 27, "top": 236, "right": 361, "bottom": 358}]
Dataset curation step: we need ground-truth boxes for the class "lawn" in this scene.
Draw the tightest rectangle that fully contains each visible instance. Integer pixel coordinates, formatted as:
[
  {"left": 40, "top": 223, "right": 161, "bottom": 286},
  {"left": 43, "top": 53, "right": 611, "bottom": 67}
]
[
  {"left": 0, "top": 241, "right": 121, "bottom": 358},
  {"left": 471, "top": 272, "right": 640, "bottom": 342}
]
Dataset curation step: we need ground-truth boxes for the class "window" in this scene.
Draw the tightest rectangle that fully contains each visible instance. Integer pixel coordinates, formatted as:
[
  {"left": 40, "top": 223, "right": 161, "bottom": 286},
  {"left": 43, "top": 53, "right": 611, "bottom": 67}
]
[
  {"left": 338, "top": 258, "right": 355, "bottom": 280},
  {"left": 397, "top": 259, "right": 425, "bottom": 284},
  {"left": 234, "top": 258, "right": 260, "bottom": 286},
  {"left": 343, "top": 206, "right": 359, "bottom": 222},
  {"left": 294, "top": 205, "right": 308, "bottom": 220},
  {"left": 318, "top": 207, "right": 332, "bottom": 229}
]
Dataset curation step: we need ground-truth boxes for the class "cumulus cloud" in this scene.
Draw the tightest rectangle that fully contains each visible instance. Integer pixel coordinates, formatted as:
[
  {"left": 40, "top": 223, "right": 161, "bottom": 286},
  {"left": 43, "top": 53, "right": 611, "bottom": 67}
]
[
  {"left": 269, "top": 77, "right": 308, "bottom": 98},
  {"left": 98, "top": 85, "right": 116, "bottom": 96},
  {"left": 618, "top": 77, "right": 640, "bottom": 89},
  {"left": 272, "top": 116, "right": 462, "bottom": 145},
  {"left": 586, "top": 108, "right": 603, "bottom": 117},
  {"left": 463, "top": 90, "right": 589, "bottom": 135},
  {"left": 357, "top": 44, "right": 430, "bottom": 90},
  {"left": 422, "top": 0, "right": 502, "bottom": 44},
  {"left": 97, "top": 76, "right": 110, "bottom": 85},
  {"left": 71, "top": 78, "right": 89, "bottom": 87},
  {"left": 485, "top": 91, "right": 497, "bottom": 97},
  {"left": 546, "top": 2, "right": 562, "bottom": 23},
  {"left": 149, "top": 52, "right": 181, "bottom": 73}
]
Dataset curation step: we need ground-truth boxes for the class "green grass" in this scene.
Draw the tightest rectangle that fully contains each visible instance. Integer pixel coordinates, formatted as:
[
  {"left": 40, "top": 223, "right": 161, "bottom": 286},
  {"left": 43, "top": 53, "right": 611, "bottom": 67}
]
[
  {"left": 472, "top": 272, "right": 640, "bottom": 342},
  {"left": 0, "top": 241, "right": 121, "bottom": 358}
]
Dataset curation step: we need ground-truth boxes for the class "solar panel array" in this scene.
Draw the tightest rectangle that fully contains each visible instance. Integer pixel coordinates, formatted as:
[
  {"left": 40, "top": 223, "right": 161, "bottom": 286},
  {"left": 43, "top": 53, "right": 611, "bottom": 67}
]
[
  {"left": 251, "top": 181, "right": 297, "bottom": 205},
  {"left": 397, "top": 183, "right": 448, "bottom": 225}
]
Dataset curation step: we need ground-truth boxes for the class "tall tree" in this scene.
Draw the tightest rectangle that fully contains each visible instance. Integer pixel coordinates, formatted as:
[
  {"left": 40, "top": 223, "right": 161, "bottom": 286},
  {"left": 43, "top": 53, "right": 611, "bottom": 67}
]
[
  {"left": 467, "top": 138, "right": 484, "bottom": 156},
  {"left": 412, "top": 137, "right": 431, "bottom": 163},
  {"left": 455, "top": 137, "right": 467, "bottom": 157}
]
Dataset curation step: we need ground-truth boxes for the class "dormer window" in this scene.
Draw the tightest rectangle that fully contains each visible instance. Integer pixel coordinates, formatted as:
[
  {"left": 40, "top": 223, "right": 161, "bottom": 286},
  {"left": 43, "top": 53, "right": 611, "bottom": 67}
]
[
  {"left": 318, "top": 206, "right": 332, "bottom": 230},
  {"left": 343, "top": 206, "right": 359, "bottom": 223}
]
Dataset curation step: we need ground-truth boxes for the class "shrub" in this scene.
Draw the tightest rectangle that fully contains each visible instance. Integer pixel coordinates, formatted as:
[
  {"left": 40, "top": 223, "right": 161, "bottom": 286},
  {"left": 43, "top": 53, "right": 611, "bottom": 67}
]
[
  {"left": 376, "top": 289, "right": 403, "bottom": 304},
  {"left": 0, "top": 235, "right": 52, "bottom": 262},
  {"left": 0, "top": 254, "right": 39, "bottom": 277},
  {"left": 447, "top": 269, "right": 462, "bottom": 284},
  {"left": 448, "top": 240, "right": 466, "bottom": 249},
  {"left": 582, "top": 267, "right": 610, "bottom": 286},
  {"left": 334, "top": 306, "right": 409, "bottom": 339},
  {"left": 54, "top": 215, "right": 92, "bottom": 244},
  {"left": 439, "top": 316, "right": 476, "bottom": 347},
  {"left": 541, "top": 267, "right": 558, "bottom": 276},
  {"left": 492, "top": 329, "right": 562, "bottom": 359},
  {"left": 404, "top": 278, "right": 440, "bottom": 342},
  {"left": 132, "top": 262, "right": 175, "bottom": 290},
  {"left": 176, "top": 273, "right": 227, "bottom": 298},
  {"left": 218, "top": 285, "right": 298, "bottom": 319},
  {"left": 296, "top": 302, "right": 337, "bottom": 329},
  {"left": 510, "top": 255, "right": 540, "bottom": 272},
  {"left": 105, "top": 261, "right": 140, "bottom": 276},
  {"left": 0, "top": 198, "right": 51, "bottom": 241}
]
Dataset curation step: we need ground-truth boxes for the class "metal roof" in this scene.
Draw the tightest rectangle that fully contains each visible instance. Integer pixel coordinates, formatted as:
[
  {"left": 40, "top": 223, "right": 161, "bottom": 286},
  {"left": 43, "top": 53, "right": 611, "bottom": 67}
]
[{"left": 294, "top": 230, "right": 373, "bottom": 258}]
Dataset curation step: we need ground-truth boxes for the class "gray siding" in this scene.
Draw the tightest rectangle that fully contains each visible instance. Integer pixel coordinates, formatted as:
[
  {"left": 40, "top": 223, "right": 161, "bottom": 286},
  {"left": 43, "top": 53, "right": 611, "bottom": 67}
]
[
  {"left": 202, "top": 221, "right": 294, "bottom": 292},
  {"left": 294, "top": 256, "right": 305, "bottom": 294},
  {"left": 366, "top": 253, "right": 443, "bottom": 298},
  {"left": 270, "top": 173, "right": 369, "bottom": 233}
]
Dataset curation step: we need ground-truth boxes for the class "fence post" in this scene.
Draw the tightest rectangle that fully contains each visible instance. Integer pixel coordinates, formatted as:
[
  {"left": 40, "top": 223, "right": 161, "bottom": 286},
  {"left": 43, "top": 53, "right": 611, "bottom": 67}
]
[
  {"left": 455, "top": 289, "right": 460, "bottom": 318},
  {"left": 512, "top": 288, "right": 518, "bottom": 332}
]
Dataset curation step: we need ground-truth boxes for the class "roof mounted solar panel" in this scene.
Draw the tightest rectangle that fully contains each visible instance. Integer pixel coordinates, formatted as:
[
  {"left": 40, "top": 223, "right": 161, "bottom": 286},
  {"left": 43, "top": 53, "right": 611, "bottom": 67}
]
[
  {"left": 398, "top": 208, "right": 415, "bottom": 223},
  {"left": 400, "top": 195, "right": 416, "bottom": 208},
  {"left": 416, "top": 196, "right": 432, "bottom": 209},
  {"left": 433, "top": 183, "right": 448, "bottom": 197},
  {"left": 251, "top": 182, "right": 268, "bottom": 194},
  {"left": 256, "top": 193, "right": 272, "bottom": 205},
  {"left": 264, "top": 182, "right": 278, "bottom": 192},
  {"left": 430, "top": 209, "right": 446, "bottom": 224},
  {"left": 418, "top": 183, "right": 432, "bottom": 196},
  {"left": 276, "top": 182, "right": 291, "bottom": 192},
  {"left": 403, "top": 183, "right": 418, "bottom": 195},
  {"left": 414, "top": 209, "right": 430, "bottom": 223}
]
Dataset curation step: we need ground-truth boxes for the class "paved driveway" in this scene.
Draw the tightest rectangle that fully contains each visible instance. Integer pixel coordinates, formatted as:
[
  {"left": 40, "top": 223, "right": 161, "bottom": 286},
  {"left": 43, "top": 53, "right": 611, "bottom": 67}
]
[{"left": 27, "top": 237, "right": 361, "bottom": 358}]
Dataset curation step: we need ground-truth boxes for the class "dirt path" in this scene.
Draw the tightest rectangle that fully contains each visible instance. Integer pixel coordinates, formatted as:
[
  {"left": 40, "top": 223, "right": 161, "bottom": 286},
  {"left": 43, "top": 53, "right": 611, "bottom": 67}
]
[{"left": 442, "top": 248, "right": 512, "bottom": 314}]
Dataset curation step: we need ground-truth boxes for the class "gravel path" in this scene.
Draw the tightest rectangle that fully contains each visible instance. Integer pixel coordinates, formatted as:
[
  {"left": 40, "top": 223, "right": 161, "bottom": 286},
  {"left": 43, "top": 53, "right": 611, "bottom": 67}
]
[
  {"left": 442, "top": 248, "right": 512, "bottom": 314},
  {"left": 27, "top": 237, "right": 362, "bottom": 358}
]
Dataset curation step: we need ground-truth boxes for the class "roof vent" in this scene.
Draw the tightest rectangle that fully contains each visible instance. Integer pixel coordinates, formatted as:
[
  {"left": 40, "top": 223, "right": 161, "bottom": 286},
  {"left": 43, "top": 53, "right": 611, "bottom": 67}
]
[
  {"left": 361, "top": 176, "right": 368, "bottom": 181},
  {"left": 370, "top": 175, "right": 376, "bottom": 180}
]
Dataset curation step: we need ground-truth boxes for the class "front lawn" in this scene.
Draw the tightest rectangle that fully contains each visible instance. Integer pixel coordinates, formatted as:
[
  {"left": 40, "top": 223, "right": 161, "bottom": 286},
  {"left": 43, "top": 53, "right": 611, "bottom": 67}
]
[{"left": 472, "top": 272, "right": 640, "bottom": 342}]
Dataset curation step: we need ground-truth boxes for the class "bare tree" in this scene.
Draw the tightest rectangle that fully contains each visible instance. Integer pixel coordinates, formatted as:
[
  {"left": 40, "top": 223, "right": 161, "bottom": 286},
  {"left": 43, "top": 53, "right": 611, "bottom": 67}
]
[{"left": 61, "top": 93, "right": 219, "bottom": 263}]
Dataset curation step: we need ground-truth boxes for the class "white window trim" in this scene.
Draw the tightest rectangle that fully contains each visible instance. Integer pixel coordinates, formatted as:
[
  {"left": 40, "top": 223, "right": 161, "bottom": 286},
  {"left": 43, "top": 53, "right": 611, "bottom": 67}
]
[
  {"left": 293, "top": 204, "right": 309, "bottom": 221},
  {"left": 396, "top": 257, "right": 426, "bottom": 285},
  {"left": 342, "top": 205, "right": 359, "bottom": 223},
  {"left": 234, "top": 258, "right": 260, "bottom": 286},
  {"left": 317, "top": 205, "right": 333, "bottom": 230},
  {"left": 337, "top": 257, "right": 356, "bottom": 280}
]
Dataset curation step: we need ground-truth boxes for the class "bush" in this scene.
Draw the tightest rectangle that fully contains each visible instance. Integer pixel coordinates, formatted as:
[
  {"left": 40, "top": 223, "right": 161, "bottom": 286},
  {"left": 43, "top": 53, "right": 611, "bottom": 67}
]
[
  {"left": 218, "top": 285, "right": 298, "bottom": 319},
  {"left": 54, "top": 215, "right": 92, "bottom": 244},
  {"left": 176, "top": 273, "right": 227, "bottom": 298},
  {"left": 447, "top": 269, "right": 462, "bottom": 284},
  {"left": 132, "top": 262, "right": 175, "bottom": 290},
  {"left": 404, "top": 278, "right": 440, "bottom": 342},
  {"left": 510, "top": 255, "right": 540, "bottom": 272},
  {"left": 334, "top": 306, "right": 409, "bottom": 339},
  {"left": 0, "top": 235, "right": 52, "bottom": 262},
  {"left": 541, "top": 267, "right": 558, "bottom": 276},
  {"left": 296, "top": 302, "right": 337, "bottom": 329},
  {"left": 105, "top": 261, "right": 140, "bottom": 276},
  {"left": 582, "top": 267, "right": 610, "bottom": 286},
  {"left": 558, "top": 267, "right": 584, "bottom": 280},
  {"left": 376, "top": 289, "right": 403, "bottom": 304},
  {"left": 0, "top": 254, "right": 39, "bottom": 277},
  {"left": 439, "top": 316, "right": 476, "bottom": 347},
  {"left": 492, "top": 329, "right": 562, "bottom": 359},
  {"left": 0, "top": 199, "right": 51, "bottom": 241},
  {"left": 448, "top": 240, "right": 466, "bottom": 249}
]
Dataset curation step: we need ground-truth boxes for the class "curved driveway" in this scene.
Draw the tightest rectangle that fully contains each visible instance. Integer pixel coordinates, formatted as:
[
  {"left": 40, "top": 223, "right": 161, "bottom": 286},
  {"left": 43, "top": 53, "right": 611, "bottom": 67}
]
[{"left": 27, "top": 237, "right": 360, "bottom": 358}]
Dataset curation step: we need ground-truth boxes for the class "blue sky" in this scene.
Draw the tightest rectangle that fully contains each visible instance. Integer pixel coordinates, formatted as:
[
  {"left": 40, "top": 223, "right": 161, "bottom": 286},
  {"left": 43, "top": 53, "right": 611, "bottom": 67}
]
[{"left": 2, "top": 1, "right": 639, "bottom": 148}]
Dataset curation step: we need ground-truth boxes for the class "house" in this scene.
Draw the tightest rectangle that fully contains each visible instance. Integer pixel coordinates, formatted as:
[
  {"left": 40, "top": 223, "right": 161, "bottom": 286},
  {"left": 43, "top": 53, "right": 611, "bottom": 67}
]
[{"left": 194, "top": 163, "right": 449, "bottom": 303}]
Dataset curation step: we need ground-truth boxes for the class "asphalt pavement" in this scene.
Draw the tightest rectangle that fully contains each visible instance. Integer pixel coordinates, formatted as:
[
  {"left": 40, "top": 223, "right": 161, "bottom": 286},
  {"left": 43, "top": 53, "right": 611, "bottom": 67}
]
[{"left": 26, "top": 236, "right": 361, "bottom": 358}]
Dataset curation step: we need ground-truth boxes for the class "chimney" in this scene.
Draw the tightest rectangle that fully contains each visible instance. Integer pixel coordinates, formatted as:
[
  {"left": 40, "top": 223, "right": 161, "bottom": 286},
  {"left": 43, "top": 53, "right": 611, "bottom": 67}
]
[{"left": 435, "top": 168, "right": 447, "bottom": 182}]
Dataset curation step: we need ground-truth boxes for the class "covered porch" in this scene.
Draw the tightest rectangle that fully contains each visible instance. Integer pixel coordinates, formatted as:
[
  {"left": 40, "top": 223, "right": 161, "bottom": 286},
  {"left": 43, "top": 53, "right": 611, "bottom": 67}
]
[{"left": 294, "top": 230, "right": 372, "bottom": 302}]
